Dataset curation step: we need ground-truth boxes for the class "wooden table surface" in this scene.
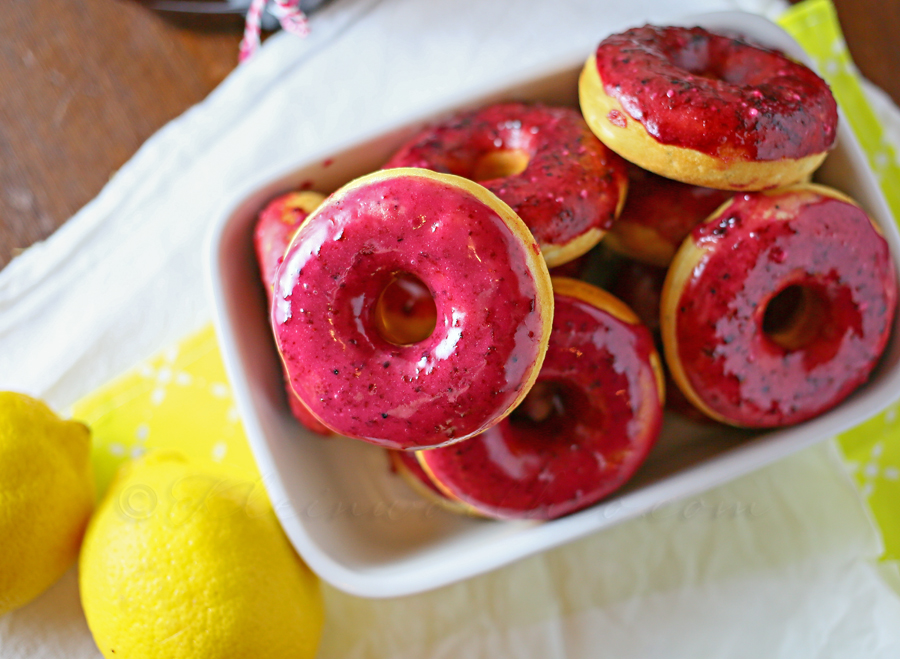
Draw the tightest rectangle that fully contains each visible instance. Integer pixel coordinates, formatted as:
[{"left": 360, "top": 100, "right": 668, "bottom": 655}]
[{"left": 1, "top": 0, "right": 898, "bottom": 271}]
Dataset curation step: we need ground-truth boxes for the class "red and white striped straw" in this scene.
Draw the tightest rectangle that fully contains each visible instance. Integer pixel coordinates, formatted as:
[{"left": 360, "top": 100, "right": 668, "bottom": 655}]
[
  {"left": 271, "top": 0, "right": 311, "bottom": 38},
  {"left": 240, "top": 0, "right": 310, "bottom": 63},
  {"left": 238, "top": 0, "right": 267, "bottom": 62}
]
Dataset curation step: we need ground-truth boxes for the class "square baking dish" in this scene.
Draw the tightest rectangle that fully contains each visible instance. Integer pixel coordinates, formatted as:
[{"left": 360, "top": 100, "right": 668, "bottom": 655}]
[{"left": 207, "top": 11, "right": 900, "bottom": 597}]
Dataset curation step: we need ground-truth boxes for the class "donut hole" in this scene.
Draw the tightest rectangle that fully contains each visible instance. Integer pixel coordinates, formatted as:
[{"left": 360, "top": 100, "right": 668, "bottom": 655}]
[
  {"left": 472, "top": 149, "right": 530, "bottom": 182},
  {"left": 509, "top": 380, "right": 595, "bottom": 438},
  {"left": 373, "top": 273, "right": 437, "bottom": 346},
  {"left": 668, "top": 47, "right": 720, "bottom": 81},
  {"left": 668, "top": 42, "right": 749, "bottom": 85},
  {"left": 762, "top": 284, "right": 829, "bottom": 351}
]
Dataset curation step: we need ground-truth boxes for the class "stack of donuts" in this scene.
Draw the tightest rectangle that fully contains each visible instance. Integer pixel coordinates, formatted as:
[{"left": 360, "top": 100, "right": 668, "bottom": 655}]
[
  {"left": 252, "top": 24, "right": 897, "bottom": 521},
  {"left": 580, "top": 25, "right": 896, "bottom": 428}
]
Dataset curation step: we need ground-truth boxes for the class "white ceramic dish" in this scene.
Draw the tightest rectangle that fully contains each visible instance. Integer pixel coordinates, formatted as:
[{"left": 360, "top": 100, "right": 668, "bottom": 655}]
[{"left": 207, "top": 12, "right": 900, "bottom": 598}]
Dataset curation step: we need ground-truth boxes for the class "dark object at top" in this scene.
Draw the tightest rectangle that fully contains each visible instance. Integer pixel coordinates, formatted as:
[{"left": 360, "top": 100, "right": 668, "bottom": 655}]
[{"left": 138, "top": 0, "right": 328, "bottom": 30}]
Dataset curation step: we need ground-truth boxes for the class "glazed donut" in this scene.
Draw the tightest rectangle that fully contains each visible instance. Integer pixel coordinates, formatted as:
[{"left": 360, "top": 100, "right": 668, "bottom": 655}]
[
  {"left": 418, "top": 278, "right": 665, "bottom": 520},
  {"left": 383, "top": 102, "right": 628, "bottom": 268},
  {"left": 254, "top": 190, "right": 326, "bottom": 294},
  {"left": 605, "top": 165, "right": 733, "bottom": 267},
  {"left": 662, "top": 183, "right": 897, "bottom": 428},
  {"left": 272, "top": 168, "right": 554, "bottom": 450},
  {"left": 579, "top": 25, "right": 838, "bottom": 191},
  {"left": 253, "top": 190, "right": 331, "bottom": 436}
]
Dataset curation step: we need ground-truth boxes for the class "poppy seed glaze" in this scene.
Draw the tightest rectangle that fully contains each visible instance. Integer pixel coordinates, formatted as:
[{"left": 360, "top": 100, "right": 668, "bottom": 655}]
[
  {"left": 593, "top": 25, "right": 837, "bottom": 161},
  {"left": 419, "top": 279, "right": 664, "bottom": 520},
  {"left": 579, "top": 25, "right": 837, "bottom": 190},
  {"left": 384, "top": 102, "right": 628, "bottom": 267},
  {"left": 271, "top": 169, "right": 553, "bottom": 449},
  {"left": 662, "top": 185, "right": 897, "bottom": 427}
]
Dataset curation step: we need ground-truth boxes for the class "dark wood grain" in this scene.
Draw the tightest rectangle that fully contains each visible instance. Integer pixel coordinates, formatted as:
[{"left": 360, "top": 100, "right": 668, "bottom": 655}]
[
  {"left": 0, "top": 0, "right": 897, "bottom": 271},
  {"left": 0, "top": 0, "right": 240, "bottom": 268}
]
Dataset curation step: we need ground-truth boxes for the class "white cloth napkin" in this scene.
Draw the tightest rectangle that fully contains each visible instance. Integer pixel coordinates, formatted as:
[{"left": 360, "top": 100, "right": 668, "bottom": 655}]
[{"left": 3, "top": 0, "right": 900, "bottom": 657}]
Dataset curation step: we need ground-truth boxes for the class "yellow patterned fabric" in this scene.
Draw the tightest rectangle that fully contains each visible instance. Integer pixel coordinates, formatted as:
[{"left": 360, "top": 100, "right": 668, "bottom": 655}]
[
  {"left": 73, "top": 0, "right": 900, "bottom": 561},
  {"left": 72, "top": 325, "right": 257, "bottom": 496}
]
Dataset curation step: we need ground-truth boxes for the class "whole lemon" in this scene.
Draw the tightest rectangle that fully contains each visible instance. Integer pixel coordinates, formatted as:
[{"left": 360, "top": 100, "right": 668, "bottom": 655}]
[
  {"left": 0, "top": 391, "right": 94, "bottom": 616},
  {"left": 79, "top": 452, "right": 323, "bottom": 659}
]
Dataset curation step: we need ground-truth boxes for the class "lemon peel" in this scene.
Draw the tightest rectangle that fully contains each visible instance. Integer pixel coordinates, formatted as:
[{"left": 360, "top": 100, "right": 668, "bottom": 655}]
[
  {"left": 0, "top": 391, "right": 94, "bottom": 617},
  {"left": 79, "top": 451, "right": 323, "bottom": 659}
]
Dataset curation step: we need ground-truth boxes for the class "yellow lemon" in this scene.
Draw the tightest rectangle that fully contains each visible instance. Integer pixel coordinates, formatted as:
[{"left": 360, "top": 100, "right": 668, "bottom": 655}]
[
  {"left": 0, "top": 391, "right": 94, "bottom": 616},
  {"left": 79, "top": 452, "right": 324, "bottom": 659}
]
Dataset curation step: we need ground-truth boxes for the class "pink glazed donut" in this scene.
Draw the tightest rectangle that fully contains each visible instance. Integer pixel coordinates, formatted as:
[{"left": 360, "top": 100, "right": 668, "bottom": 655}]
[
  {"left": 384, "top": 102, "right": 628, "bottom": 268},
  {"left": 253, "top": 190, "right": 332, "bottom": 436},
  {"left": 579, "top": 25, "right": 838, "bottom": 190},
  {"left": 662, "top": 184, "right": 897, "bottom": 427},
  {"left": 272, "top": 168, "right": 554, "bottom": 450},
  {"left": 604, "top": 164, "right": 733, "bottom": 267},
  {"left": 418, "top": 278, "right": 665, "bottom": 520},
  {"left": 254, "top": 191, "right": 326, "bottom": 294}
]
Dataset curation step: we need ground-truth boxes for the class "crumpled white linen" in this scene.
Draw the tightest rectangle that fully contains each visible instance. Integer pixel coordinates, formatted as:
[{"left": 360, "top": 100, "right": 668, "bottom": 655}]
[
  {"left": 314, "top": 442, "right": 900, "bottom": 659},
  {"left": 2, "top": 0, "right": 900, "bottom": 657}
]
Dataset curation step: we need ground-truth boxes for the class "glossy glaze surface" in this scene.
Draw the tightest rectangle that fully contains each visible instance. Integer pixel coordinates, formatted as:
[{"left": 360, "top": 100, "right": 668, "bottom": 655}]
[
  {"left": 272, "top": 171, "right": 551, "bottom": 449},
  {"left": 594, "top": 26, "right": 837, "bottom": 160},
  {"left": 671, "top": 188, "right": 897, "bottom": 426},
  {"left": 384, "top": 102, "right": 627, "bottom": 252},
  {"left": 420, "top": 286, "right": 664, "bottom": 519}
]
